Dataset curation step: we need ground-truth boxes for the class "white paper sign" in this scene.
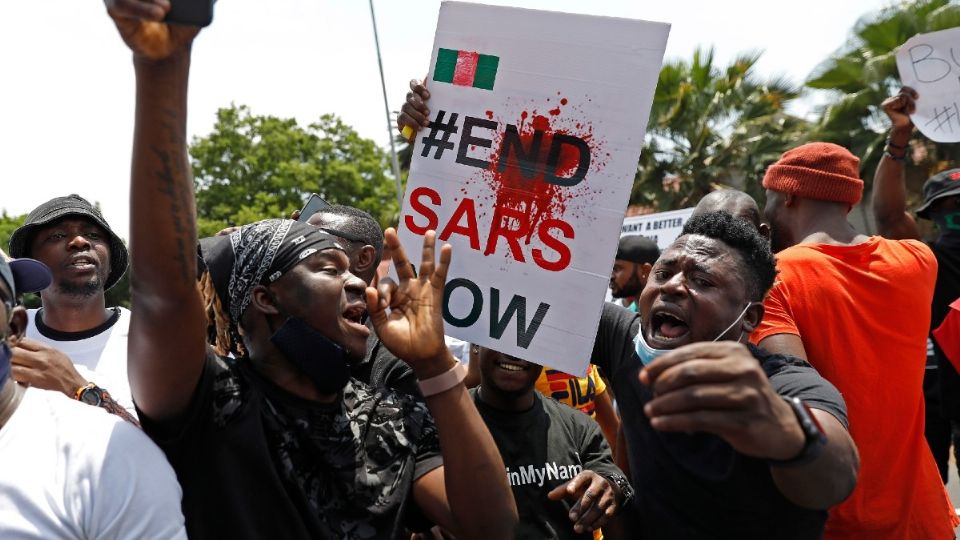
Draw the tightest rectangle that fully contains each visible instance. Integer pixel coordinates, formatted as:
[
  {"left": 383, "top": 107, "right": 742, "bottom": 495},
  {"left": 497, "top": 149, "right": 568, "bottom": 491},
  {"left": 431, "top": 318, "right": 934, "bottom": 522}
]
[
  {"left": 620, "top": 208, "right": 695, "bottom": 249},
  {"left": 397, "top": 1, "right": 669, "bottom": 375},
  {"left": 897, "top": 28, "right": 960, "bottom": 142}
]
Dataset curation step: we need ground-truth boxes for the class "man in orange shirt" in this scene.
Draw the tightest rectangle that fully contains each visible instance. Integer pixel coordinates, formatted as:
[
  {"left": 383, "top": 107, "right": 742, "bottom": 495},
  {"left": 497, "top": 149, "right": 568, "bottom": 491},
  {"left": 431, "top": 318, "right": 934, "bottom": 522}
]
[{"left": 755, "top": 142, "right": 958, "bottom": 539}]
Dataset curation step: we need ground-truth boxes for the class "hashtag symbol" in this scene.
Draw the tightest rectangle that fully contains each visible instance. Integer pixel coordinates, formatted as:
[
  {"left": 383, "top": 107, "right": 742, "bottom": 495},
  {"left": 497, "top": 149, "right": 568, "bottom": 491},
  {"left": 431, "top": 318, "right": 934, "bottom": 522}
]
[
  {"left": 420, "top": 110, "right": 459, "bottom": 159},
  {"left": 925, "top": 102, "right": 960, "bottom": 133}
]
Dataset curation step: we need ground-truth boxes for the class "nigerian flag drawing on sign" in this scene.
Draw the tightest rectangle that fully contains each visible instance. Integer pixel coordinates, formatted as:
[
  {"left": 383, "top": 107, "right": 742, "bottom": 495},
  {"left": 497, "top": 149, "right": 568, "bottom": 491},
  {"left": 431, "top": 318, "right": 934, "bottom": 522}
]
[{"left": 433, "top": 48, "right": 499, "bottom": 90}]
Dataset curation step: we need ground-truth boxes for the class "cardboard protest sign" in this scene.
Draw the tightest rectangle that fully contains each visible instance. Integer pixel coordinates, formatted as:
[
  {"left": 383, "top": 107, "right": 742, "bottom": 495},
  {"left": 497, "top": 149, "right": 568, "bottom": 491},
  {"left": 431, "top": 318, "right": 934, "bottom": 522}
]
[
  {"left": 897, "top": 28, "right": 960, "bottom": 143},
  {"left": 397, "top": 1, "right": 669, "bottom": 375},
  {"left": 620, "top": 208, "right": 694, "bottom": 249}
]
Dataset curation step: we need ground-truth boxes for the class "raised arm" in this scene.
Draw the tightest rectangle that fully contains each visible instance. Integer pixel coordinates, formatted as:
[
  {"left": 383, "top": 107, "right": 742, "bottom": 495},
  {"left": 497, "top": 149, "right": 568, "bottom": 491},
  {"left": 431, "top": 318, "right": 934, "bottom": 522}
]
[
  {"left": 366, "top": 229, "right": 517, "bottom": 539},
  {"left": 873, "top": 87, "right": 921, "bottom": 240},
  {"left": 107, "top": 0, "right": 208, "bottom": 420}
]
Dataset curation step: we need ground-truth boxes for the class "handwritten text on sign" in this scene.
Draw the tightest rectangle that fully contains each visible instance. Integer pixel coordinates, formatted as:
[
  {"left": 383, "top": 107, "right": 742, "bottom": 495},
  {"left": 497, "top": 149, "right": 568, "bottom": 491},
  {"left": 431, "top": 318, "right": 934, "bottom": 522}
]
[
  {"left": 398, "top": 1, "right": 669, "bottom": 375},
  {"left": 897, "top": 28, "right": 960, "bottom": 143}
]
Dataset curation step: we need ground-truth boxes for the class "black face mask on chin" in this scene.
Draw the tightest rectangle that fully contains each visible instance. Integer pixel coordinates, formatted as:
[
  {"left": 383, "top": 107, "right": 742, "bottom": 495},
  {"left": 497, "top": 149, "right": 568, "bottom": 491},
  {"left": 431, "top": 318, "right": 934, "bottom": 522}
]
[{"left": 265, "top": 294, "right": 351, "bottom": 396}]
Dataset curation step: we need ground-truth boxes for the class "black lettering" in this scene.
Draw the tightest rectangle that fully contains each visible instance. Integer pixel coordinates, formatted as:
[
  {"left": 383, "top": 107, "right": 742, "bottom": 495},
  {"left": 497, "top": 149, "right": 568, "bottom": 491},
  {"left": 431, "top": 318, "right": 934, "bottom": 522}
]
[
  {"left": 489, "top": 288, "right": 550, "bottom": 349},
  {"left": 544, "top": 134, "right": 590, "bottom": 187},
  {"left": 456, "top": 116, "right": 497, "bottom": 169},
  {"left": 443, "top": 278, "right": 483, "bottom": 327}
]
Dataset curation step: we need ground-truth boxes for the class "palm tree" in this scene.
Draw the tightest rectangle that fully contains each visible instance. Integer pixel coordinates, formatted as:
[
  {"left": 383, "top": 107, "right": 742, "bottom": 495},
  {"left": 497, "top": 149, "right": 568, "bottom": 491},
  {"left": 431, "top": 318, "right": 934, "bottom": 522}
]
[
  {"left": 632, "top": 47, "right": 808, "bottom": 211},
  {"left": 806, "top": 0, "right": 960, "bottom": 199}
]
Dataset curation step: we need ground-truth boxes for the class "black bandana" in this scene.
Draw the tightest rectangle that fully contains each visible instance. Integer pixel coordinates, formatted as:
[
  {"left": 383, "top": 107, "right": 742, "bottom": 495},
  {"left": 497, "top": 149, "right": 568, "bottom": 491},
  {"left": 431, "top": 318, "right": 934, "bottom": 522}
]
[{"left": 199, "top": 219, "right": 344, "bottom": 324}]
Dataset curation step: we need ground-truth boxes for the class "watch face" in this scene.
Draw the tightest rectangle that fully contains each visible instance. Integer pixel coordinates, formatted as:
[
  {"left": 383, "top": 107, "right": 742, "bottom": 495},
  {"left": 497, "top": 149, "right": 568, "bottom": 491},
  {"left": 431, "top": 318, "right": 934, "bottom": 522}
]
[{"left": 79, "top": 388, "right": 102, "bottom": 406}]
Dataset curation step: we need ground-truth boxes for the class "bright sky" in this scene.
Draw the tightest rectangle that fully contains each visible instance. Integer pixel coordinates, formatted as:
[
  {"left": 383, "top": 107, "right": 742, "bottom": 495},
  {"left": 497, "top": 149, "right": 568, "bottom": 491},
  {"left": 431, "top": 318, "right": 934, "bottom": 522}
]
[{"left": 1, "top": 0, "right": 888, "bottom": 240}]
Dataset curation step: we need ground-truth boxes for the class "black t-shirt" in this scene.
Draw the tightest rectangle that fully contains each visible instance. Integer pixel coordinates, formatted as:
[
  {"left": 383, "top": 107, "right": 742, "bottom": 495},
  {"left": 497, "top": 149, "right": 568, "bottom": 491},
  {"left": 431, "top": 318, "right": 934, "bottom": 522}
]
[
  {"left": 352, "top": 320, "right": 420, "bottom": 397},
  {"left": 591, "top": 303, "right": 849, "bottom": 540},
  {"left": 929, "top": 241, "right": 960, "bottom": 418},
  {"left": 470, "top": 388, "right": 625, "bottom": 540},
  {"left": 140, "top": 353, "right": 442, "bottom": 540}
]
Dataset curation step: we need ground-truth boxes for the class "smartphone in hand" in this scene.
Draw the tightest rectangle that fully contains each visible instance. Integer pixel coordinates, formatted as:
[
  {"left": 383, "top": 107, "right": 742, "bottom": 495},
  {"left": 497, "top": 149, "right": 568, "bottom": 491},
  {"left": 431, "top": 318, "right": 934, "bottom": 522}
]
[
  {"left": 165, "top": 0, "right": 215, "bottom": 27},
  {"left": 298, "top": 194, "right": 332, "bottom": 223}
]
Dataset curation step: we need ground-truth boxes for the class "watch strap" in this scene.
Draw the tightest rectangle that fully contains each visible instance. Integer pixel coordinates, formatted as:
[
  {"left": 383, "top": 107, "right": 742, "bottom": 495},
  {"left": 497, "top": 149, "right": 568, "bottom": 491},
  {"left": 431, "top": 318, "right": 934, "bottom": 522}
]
[
  {"left": 603, "top": 473, "right": 634, "bottom": 509},
  {"left": 76, "top": 383, "right": 105, "bottom": 407},
  {"left": 767, "top": 396, "right": 827, "bottom": 468},
  {"left": 74, "top": 382, "right": 97, "bottom": 401}
]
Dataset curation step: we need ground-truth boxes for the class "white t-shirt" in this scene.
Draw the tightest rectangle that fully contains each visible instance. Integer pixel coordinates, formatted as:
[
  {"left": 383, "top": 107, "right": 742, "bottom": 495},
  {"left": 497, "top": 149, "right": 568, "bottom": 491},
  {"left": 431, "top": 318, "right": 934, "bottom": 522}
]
[
  {"left": 0, "top": 386, "right": 186, "bottom": 539},
  {"left": 26, "top": 308, "right": 135, "bottom": 416}
]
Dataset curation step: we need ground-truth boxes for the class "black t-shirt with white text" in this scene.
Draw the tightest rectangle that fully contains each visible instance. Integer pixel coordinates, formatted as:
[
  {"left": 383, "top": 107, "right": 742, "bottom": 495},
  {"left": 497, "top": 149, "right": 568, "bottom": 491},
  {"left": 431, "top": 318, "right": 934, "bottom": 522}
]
[
  {"left": 140, "top": 353, "right": 442, "bottom": 540},
  {"left": 591, "top": 303, "right": 849, "bottom": 540},
  {"left": 471, "top": 388, "right": 625, "bottom": 540}
]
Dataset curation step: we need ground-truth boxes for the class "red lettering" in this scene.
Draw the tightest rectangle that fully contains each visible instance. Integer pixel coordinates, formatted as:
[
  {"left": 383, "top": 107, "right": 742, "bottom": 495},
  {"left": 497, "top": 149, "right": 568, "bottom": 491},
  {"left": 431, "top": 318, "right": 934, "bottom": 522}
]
[
  {"left": 532, "top": 219, "right": 574, "bottom": 272},
  {"left": 404, "top": 186, "right": 440, "bottom": 234},
  {"left": 484, "top": 205, "right": 529, "bottom": 262},
  {"left": 439, "top": 197, "right": 481, "bottom": 250},
  {"left": 404, "top": 188, "right": 576, "bottom": 271}
]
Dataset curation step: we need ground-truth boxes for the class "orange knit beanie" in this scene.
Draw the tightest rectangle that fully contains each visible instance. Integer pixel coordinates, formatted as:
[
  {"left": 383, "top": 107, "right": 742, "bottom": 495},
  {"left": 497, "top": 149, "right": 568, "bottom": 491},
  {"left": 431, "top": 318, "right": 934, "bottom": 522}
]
[{"left": 762, "top": 142, "right": 863, "bottom": 206}]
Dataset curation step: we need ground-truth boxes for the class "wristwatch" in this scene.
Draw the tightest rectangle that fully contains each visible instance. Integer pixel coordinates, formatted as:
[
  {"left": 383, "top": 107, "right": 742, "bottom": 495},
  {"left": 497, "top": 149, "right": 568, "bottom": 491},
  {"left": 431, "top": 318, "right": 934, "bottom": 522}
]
[
  {"left": 75, "top": 383, "right": 106, "bottom": 407},
  {"left": 767, "top": 396, "right": 828, "bottom": 468},
  {"left": 603, "top": 473, "right": 635, "bottom": 508}
]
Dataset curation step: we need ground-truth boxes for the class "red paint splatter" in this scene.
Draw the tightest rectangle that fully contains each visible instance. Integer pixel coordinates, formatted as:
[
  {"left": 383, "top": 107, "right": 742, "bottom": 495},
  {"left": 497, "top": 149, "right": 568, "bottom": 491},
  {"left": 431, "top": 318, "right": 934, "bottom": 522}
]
[
  {"left": 485, "top": 110, "right": 494, "bottom": 120},
  {"left": 560, "top": 98, "right": 568, "bottom": 106},
  {"left": 480, "top": 108, "right": 595, "bottom": 249}
]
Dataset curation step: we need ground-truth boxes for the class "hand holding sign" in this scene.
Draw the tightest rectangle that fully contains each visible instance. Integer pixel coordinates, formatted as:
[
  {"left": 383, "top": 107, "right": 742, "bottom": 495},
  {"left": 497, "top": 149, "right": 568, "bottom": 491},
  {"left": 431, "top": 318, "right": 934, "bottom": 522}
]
[
  {"left": 896, "top": 28, "right": 960, "bottom": 142},
  {"left": 399, "top": 79, "right": 432, "bottom": 140}
]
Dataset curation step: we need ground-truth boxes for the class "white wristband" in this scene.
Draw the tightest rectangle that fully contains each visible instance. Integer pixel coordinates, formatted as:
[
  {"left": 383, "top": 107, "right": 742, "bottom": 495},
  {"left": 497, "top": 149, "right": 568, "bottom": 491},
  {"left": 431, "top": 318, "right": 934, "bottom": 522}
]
[{"left": 418, "top": 362, "right": 467, "bottom": 397}]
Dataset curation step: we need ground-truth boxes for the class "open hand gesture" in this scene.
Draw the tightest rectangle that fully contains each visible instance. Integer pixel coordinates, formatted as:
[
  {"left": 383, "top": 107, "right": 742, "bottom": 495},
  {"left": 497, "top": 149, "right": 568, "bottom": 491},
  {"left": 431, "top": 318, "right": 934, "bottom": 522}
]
[
  {"left": 105, "top": 0, "right": 200, "bottom": 61},
  {"left": 366, "top": 228, "right": 454, "bottom": 377}
]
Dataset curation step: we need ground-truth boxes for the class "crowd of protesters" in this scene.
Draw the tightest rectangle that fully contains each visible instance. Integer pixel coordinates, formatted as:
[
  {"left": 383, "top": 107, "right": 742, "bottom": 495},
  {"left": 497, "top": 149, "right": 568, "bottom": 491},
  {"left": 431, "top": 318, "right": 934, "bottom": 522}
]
[{"left": 2, "top": 1, "right": 960, "bottom": 539}]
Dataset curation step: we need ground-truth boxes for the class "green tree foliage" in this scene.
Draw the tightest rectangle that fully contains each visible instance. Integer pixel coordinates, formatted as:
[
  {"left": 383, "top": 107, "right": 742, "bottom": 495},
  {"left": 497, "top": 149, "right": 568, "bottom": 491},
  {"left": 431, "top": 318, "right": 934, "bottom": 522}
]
[
  {"left": 0, "top": 212, "right": 26, "bottom": 256},
  {"left": 633, "top": 48, "right": 808, "bottom": 210},
  {"left": 190, "top": 105, "right": 401, "bottom": 237},
  {"left": 807, "top": 0, "right": 960, "bottom": 192}
]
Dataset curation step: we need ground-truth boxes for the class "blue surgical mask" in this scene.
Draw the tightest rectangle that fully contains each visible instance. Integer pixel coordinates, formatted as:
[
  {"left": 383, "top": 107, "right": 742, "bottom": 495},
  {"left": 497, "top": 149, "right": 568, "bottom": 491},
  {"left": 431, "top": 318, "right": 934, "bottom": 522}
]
[
  {"left": 0, "top": 342, "right": 10, "bottom": 386},
  {"left": 635, "top": 303, "right": 754, "bottom": 366}
]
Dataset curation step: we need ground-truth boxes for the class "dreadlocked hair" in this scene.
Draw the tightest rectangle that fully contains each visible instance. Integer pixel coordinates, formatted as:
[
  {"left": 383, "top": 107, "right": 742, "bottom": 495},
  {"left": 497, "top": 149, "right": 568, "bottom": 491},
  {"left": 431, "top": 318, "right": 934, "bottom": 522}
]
[{"left": 198, "top": 269, "right": 246, "bottom": 357}]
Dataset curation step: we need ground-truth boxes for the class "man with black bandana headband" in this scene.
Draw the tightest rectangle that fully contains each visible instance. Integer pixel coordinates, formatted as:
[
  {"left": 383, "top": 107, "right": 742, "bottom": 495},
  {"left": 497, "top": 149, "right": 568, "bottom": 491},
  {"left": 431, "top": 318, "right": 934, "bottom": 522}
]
[
  {"left": 0, "top": 253, "right": 187, "bottom": 538},
  {"left": 108, "top": 2, "right": 517, "bottom": 539},
  {"left": 874, "top": 87, "right": 960, "bottom": 485}
]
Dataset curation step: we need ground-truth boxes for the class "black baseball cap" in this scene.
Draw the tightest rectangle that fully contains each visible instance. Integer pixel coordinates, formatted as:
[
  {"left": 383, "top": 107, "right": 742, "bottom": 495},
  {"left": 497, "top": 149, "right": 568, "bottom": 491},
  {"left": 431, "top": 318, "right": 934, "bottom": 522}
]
[
  {"left": 0, "top": 249, "right": 52, "bottom": 300},
  {"left": 615, "top": 235, "right": 660, "bottom": 265},
  {"left": 8, "top": 194, "right": 128, "bottom": 290},
  {"left": 916, "top": 169, "right": 960, "bottom": 219}
]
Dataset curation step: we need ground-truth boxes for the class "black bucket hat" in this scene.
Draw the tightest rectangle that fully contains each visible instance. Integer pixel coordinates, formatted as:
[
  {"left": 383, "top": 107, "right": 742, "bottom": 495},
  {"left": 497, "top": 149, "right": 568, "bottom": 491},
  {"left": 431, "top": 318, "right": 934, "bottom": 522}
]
[
  {"left": 8, "top": 194, "right": 129, "bottom": 290},
  {"left": 917, "top": 169, "right": 960, "bottom": 219}
]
